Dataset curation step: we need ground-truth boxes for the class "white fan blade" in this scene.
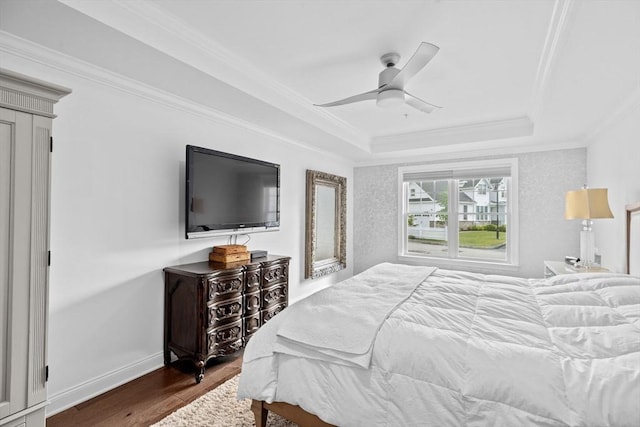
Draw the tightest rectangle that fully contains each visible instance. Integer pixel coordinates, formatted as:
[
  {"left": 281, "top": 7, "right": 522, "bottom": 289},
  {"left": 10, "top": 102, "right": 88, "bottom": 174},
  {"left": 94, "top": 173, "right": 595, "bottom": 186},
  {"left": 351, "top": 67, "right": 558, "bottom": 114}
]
[
  {"left": 405, "top": 91, "right": 441, "bottom": 113},
  {"left": 315, "top": 88, "right": 378, "bottom": 107},
  {"left": 387, "top": 42, "right": 439, "bottom": 89}
]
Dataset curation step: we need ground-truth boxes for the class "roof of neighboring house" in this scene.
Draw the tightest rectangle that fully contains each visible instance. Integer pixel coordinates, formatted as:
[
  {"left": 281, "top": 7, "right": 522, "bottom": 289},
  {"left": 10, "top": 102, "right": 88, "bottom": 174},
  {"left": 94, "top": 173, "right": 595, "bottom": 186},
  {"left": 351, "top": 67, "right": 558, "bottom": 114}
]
[
  {"left": 408, "top": 179, "right": 505, "bottom": 205},
  {"left": 458, "top": 177, "right": 505, "bottom": 191},
  {"left": 459, "top": 192, "right": 475, "bottom": 203}
]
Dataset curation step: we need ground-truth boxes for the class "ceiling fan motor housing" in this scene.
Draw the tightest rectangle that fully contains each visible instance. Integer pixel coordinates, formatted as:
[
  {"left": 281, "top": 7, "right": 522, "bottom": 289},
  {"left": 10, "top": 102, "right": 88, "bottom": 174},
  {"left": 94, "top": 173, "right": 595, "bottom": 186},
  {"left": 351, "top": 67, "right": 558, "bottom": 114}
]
[
  {"left": 377, "top": 64, "right": 404, "bottom": 107},
  {"left": 378, "top": 66, "right": 401, "bottom": 88}
]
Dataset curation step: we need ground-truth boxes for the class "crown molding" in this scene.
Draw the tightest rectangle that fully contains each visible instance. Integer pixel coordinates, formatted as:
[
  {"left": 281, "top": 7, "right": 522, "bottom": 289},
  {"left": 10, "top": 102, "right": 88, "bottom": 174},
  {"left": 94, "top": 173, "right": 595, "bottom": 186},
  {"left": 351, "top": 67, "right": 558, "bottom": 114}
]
[
  {"left": 356, "top": 136, "right": 585, "bottom": 167},
  {"left": 583, "top": 84, "right": 640, "bottom": 143},
  {"left": 0, "top": 30, "right": 353, "bottom": 161},
  {"left": 370, "top": 116, "right": 534, "bottom": 153},
  {"left": 58, "top": 0, "right": 370, "bottom": 151},
  {"left": 0, "top": 67, "right": 71, "bottom": 117},
  {"left": 529, "top": 0, "right": 574, "bottom": 119}
]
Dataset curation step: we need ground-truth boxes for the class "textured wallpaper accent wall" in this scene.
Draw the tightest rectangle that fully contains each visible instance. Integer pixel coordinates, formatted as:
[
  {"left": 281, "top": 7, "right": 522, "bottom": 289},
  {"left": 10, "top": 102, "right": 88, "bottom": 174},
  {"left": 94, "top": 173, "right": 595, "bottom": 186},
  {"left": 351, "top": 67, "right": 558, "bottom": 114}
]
[
  {"left": 353, "top": 164, "right": 399, "bottom": 272},
  {"left": 354, "top": 148, "right": 586, "bottom": 278}
]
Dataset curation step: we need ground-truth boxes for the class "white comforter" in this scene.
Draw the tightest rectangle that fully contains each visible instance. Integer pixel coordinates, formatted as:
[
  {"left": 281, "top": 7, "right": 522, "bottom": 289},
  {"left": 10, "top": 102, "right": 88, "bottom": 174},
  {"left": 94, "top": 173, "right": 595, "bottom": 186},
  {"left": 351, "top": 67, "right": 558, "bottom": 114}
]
[{"left": 238, "top": 265, "right": 640, "bottom": 427}]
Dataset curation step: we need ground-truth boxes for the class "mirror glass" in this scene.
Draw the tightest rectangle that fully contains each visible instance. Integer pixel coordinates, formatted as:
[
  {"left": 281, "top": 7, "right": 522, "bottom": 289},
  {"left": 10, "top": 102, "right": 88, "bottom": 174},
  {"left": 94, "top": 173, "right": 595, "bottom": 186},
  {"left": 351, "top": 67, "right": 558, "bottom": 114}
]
[
  {"left": 315, "top": 184, "right": 336, "bottom": 260},
  {"left": 305, "top": 170, "right": 346, "bottom": 278}
]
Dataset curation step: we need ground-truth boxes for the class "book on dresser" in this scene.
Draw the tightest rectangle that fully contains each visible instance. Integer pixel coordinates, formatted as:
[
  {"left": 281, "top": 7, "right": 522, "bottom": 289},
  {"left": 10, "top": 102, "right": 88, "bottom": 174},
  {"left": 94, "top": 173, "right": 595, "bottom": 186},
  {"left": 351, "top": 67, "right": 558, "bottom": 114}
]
[{"left": 163, "top": 255, "right": 290, "bottom": 383}]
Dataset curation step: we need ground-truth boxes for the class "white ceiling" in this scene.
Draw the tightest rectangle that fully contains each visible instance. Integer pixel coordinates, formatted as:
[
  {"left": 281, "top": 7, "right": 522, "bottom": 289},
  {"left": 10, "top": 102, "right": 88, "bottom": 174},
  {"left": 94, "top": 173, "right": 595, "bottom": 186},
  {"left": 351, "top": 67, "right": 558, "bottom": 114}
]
[{"left": 58, "top": 0, "right": 640, "bottom": 163}]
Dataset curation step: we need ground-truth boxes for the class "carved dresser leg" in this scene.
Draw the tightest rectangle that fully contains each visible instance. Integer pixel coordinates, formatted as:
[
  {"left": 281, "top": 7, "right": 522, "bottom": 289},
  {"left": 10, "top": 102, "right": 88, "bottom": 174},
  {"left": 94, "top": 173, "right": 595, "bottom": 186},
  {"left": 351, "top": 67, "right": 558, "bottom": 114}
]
[
  {"left": 194, "top": 360, "right": 205, "bottom": 384},
  {"left": 251, "top": 399, "right": 268, "bottom": 427}
]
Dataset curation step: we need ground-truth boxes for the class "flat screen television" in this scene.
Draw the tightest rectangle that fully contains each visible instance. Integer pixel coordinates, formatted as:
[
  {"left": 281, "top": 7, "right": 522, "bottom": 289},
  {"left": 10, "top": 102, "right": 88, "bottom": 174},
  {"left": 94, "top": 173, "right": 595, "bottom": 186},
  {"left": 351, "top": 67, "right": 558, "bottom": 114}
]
[{"left": 185, "top": 145, "right": 280, "bottom": 239}]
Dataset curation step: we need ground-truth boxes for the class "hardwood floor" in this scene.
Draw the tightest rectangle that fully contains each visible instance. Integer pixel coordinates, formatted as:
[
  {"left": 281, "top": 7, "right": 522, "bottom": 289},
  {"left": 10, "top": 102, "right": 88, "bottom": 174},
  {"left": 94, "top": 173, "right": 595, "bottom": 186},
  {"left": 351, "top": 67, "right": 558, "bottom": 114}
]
[{"left": 46, "top": 355, "right": 243, "bottom": 427}]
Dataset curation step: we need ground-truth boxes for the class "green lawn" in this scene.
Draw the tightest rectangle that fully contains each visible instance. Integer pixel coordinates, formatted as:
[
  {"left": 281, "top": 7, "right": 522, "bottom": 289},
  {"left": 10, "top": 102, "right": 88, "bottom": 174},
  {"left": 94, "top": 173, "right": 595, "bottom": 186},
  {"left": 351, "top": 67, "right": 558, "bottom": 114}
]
[{"left": 459, "top": 230, "right": 505, "bottom": 248}]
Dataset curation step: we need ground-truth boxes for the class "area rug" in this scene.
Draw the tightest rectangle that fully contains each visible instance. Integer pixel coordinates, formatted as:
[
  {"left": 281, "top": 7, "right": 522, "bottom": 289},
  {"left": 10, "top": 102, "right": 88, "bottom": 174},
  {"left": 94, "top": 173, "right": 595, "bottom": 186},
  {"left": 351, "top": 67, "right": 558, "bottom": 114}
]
[{"left": 151, "top": 375, "right": 294, "bottom": 427}]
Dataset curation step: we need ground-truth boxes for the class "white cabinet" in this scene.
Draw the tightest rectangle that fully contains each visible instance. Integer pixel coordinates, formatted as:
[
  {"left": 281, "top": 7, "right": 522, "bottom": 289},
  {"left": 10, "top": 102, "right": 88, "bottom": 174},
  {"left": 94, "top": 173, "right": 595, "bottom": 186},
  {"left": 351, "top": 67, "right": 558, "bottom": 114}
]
[{"left": 0, "top": 69, "right": 70, "bottom": 427}]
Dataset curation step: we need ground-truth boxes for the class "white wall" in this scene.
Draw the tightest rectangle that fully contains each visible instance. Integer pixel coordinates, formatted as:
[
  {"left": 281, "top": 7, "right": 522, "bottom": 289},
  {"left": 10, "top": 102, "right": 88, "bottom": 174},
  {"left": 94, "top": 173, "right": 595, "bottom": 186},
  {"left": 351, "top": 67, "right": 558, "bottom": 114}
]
[
  {"left": 587, "top": 102, "right": 640, "bottom": 273},
  {"left": 1, "top": 47, "right": 353, "bottom": 415},
  {"left": 354, "top": 148, "right": 586, "bottom": 278}
]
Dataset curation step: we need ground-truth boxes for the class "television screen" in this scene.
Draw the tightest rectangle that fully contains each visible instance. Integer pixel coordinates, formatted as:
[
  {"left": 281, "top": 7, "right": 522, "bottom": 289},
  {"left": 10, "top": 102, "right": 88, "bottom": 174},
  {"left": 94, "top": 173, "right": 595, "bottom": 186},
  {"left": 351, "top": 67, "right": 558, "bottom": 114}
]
[{"left": 186, "top": 145, "right": 280, "bottom": 238}]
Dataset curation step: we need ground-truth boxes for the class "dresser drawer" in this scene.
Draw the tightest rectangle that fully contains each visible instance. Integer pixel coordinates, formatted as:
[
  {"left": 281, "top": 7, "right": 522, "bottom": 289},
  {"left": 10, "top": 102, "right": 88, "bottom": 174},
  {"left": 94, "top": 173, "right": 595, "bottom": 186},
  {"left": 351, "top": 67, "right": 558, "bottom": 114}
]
[
  {"left": 213, "top": 338, "right": 244, "bottom": 357},
  {"left": 243, "top": 313, "right": 261, "bottom": 337},
  {"left": 207, "top": 296, "right": 242, "bottom": 329},
  {"left": 244, "top": 265, "right": 261, "bottom": 293},
  {"left": 207, "top": 319, "right": 242, "bottom": 353},
  {"left": 261, "top": 282, "right": 288, "bottom": 309},
  {"left": 262, "top": 262, "right": 288, "bottom": 287},
  {"left": 261, "top": 302, "right": 287, "bottom": 324},
  {"left": 244, "top": 291, "right": 261, "bottom": 315},
  {"left": 207, "top": 273, "right": 243, "bottom": 301}
]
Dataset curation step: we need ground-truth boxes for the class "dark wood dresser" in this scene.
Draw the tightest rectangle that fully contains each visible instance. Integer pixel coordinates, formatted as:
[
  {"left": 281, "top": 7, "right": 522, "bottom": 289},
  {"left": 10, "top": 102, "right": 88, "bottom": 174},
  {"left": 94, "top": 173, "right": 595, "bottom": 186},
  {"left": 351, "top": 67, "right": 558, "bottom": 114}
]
[{"left": 163, "top": 255, "right": 290, "bottom": 382}]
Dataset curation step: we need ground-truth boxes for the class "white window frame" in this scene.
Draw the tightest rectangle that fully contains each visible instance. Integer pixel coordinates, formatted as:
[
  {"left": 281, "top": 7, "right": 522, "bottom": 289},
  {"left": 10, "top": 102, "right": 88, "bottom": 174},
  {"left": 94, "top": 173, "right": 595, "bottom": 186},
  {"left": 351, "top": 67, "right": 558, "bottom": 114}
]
[{"left": 398, "top": 158, "right": 519, "bottom": 272}]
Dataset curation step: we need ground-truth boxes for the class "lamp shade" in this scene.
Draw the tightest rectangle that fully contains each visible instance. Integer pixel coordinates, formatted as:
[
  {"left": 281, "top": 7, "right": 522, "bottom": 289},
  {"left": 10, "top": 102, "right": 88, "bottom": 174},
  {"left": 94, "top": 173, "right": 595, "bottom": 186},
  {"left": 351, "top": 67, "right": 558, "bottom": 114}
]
[{"left": 565, "top": 188, "right": 614, "bottom": 219}]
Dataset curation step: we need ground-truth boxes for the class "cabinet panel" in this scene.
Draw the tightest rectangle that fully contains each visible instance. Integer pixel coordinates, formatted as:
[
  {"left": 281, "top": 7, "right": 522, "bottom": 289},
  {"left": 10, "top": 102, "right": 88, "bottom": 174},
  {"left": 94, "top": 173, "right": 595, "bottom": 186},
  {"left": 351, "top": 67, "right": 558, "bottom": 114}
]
[
  {"left": 166, "top": 277, "right": 198, "bottom": 354},
  {"left": 6, "top": 110, "right": 32, "bottom": 415},
  {"left": 0, "top": 111, "right": 13, "bottom": 419},
  {"left": 28, "top": 116, "right": 51, "bottom": 406}
]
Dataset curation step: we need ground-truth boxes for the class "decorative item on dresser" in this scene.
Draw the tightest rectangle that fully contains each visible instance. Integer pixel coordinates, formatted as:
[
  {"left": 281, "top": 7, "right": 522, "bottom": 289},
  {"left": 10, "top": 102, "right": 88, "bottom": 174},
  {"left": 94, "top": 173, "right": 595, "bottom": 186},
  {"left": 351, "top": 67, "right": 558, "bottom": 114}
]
[
  {"left": 163, "top": 255, "right": 290, "bottom": 383},
  {"left": 209, "top": 244, "right": 250, "bottom": 263}
]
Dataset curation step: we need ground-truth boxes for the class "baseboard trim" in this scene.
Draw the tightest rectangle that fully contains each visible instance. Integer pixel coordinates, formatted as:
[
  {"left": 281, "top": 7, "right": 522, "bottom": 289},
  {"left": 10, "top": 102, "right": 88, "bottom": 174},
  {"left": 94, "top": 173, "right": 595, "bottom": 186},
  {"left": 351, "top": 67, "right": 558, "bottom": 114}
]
[{"left": 46, "top": 352, "right": 164, "bottom": 417}]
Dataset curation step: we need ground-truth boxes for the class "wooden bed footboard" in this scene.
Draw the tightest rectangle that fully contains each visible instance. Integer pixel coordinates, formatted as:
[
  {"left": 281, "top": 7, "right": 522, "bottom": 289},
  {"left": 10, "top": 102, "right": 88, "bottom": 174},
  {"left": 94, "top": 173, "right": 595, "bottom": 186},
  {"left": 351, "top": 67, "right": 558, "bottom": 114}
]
[{"left": 251, "top": 399, "right": 335, "bottom": 427}]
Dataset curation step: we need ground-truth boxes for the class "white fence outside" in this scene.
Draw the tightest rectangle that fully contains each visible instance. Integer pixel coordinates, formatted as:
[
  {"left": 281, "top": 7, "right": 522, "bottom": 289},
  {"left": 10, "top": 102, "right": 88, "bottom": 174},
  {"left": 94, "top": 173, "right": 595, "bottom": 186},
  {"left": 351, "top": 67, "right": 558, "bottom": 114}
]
[{"left": 408, "top": 226, "right": 447, "bottom": 241}]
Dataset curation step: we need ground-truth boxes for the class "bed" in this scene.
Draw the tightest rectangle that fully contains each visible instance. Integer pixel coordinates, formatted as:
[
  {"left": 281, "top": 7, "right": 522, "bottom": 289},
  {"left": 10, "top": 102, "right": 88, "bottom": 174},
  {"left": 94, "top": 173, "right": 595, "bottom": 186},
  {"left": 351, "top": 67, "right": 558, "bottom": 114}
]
[{"left": 237, "top": 210, "right": 640, "bottom": 426}]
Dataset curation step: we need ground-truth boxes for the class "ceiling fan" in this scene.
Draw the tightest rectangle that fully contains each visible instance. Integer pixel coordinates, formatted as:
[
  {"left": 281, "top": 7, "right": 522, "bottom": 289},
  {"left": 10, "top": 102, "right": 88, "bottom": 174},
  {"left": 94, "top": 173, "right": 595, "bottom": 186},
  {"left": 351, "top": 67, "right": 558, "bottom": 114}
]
[{"left": 315, "top": 42, "right": 442, "bottom": 113}]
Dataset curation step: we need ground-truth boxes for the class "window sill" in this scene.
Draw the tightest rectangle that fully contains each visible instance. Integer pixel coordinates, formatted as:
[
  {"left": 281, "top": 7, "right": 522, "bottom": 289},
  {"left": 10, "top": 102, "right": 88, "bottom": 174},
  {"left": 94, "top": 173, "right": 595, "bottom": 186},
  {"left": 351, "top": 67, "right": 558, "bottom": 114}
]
[{"left": 397, "top": 254, "right": 520, "bottom": 274}]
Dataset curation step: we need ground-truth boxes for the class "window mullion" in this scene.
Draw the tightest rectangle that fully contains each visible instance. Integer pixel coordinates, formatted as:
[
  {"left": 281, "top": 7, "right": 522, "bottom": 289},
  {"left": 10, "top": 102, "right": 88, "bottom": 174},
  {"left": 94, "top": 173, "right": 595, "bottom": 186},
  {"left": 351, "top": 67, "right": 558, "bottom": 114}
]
[
  {"left": 400, "top": 182, "right": 408, "bottom": 255},
  {"left": 448, "top": 179, "right": 458, "bottom": 258}
]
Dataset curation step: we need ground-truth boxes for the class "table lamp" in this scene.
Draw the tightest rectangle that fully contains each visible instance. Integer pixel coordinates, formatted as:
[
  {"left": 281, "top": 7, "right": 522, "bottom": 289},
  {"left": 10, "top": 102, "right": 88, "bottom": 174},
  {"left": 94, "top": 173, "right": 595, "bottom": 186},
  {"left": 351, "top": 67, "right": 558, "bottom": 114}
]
[{"left": 565, "top": 187, "right": 613, "bottom": 268}]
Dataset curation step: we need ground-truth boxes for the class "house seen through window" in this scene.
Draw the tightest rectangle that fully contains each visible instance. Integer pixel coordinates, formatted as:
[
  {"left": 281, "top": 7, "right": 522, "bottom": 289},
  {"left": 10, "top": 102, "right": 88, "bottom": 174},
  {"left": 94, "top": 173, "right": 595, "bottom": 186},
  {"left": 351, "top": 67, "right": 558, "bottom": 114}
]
[{"left": 399, "top": 159, "right": 518, "bottom": 265}]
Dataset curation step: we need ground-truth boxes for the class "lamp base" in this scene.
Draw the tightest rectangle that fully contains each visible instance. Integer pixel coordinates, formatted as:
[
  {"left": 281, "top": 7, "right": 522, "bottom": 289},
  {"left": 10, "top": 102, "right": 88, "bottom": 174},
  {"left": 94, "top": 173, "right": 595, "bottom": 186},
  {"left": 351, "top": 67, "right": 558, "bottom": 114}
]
[{"left": 580, "top": 228, "right": 595, "bottom": 269}]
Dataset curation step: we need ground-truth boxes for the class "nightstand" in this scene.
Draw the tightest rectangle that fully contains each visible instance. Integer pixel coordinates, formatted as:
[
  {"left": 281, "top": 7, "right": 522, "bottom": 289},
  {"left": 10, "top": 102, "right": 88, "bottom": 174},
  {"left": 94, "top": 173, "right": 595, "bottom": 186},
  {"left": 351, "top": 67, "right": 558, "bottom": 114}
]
[{"left": 544, "top": 260, "right": 609, "bottom": 278}]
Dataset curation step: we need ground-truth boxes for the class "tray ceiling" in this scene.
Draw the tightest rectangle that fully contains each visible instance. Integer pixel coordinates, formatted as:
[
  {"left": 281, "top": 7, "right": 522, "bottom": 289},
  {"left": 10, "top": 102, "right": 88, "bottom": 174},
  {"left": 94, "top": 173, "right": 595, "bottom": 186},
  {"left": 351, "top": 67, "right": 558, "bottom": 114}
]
[{"left": 33, "top": 0, "right": 640, "bottom": 162}]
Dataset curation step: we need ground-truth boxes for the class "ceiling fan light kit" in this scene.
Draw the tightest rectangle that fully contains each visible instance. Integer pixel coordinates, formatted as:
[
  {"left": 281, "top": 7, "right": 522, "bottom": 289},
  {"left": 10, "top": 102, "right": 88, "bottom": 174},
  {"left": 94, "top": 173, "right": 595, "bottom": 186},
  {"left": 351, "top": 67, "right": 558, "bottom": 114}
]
[
  {"left": 315, "top": 42, "right": 441, "bottom": 113},
  {"left": 377, "top": 89, "right": 405, "bottom": 108}
]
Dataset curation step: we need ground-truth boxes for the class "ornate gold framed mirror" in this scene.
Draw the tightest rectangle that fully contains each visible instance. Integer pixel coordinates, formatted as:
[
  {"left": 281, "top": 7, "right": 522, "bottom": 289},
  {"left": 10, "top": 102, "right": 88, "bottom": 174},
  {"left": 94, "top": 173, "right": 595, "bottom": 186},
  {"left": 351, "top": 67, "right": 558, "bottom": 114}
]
[{"left": 305, "top": 170, "right": 346, "bottom": 278}]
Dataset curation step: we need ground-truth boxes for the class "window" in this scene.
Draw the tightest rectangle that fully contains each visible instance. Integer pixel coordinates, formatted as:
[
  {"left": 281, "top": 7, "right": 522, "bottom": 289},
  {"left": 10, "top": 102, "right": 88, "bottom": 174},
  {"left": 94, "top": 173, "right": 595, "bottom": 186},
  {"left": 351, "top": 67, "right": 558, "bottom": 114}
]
[
  {"left": 476, "top": 205, "right": 488, "bottom": 221},
  {"left": 398, "top": 159, "right": 518, "bottom": 267}
]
